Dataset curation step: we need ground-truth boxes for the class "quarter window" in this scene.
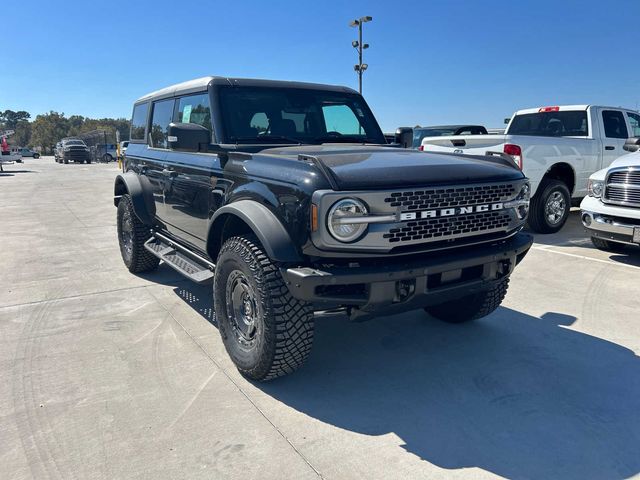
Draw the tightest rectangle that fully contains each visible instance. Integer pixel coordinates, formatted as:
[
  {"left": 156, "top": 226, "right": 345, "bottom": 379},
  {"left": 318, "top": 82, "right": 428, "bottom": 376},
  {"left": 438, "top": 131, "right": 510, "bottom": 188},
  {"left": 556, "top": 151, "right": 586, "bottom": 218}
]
[
  {"left": 150, "top": 99, "right": 175, "bottom": 148},
  {"left": 177, "top": 94, "right": 212, "bottom": 131},
  {"left": 130, "top": 102, "right": 148, "bottom": 140},
  {"left": 602, "top": 110, "right": 628, "bottom": 139},
  {"left": 626, "top": 112, "right": 640, "bottom": 137}
]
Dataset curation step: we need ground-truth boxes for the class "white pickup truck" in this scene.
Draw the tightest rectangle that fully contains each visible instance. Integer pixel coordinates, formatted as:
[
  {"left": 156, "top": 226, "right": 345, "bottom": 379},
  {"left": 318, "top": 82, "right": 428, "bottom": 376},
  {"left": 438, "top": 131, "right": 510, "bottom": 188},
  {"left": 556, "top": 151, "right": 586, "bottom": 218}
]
[
  {"left": 421, "top": 105, "right": 640, "bottom": 233},
  {"left": 581, "top": 138, "right": 640, "bottom": 251}
]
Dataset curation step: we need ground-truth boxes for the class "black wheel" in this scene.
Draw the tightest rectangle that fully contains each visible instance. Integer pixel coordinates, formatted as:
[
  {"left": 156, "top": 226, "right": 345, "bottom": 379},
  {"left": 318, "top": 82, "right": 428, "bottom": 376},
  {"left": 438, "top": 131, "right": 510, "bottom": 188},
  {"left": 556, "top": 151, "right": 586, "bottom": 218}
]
[
  {"left": 63, "top": 158, "right": 69, "bottom": 164},
  {"left": 33, "top": 154, "right": 40, "bottom": 159},
  {"left": 116, "top": 194, "right": 159, "bottom": 273},
  {"left": 527, "top": 179, "right": 571, "bottom": 233},
  {"left": 214, "top": 235, "right": 314, "bottom": 381},
  {"left": 591, "top": 236, "right": 627, "bottom": 252},
  {"left": 87, "top": 159, "right": 92, "bottom": 164},
  {"left": 425, "top": 278, "right": 509, "bottom": 323},
  {"left": 103, "top": 154, "right": 113, "bottom": 162}
]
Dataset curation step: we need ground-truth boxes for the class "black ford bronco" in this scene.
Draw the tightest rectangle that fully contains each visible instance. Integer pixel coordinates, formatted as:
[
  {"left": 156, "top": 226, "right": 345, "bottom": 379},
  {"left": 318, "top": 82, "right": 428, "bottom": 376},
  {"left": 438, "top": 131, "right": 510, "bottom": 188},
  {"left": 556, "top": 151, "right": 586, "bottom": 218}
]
[{"left": 114, "top": 76, "right": 533, "bottom": 381}]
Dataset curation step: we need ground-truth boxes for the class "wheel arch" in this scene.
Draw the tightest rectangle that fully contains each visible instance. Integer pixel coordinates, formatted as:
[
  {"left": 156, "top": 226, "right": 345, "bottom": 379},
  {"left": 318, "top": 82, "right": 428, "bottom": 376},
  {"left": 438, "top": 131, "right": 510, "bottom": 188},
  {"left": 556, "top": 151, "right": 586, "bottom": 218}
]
[
  {"left": 541, "top": 162, "right": 576, "bottom": 195},
  {"left": 207, "top": 200, "right": 302, "bottom": 263},
  {"left": 113, "top": 172, "right": 155, "bottom": 226}
]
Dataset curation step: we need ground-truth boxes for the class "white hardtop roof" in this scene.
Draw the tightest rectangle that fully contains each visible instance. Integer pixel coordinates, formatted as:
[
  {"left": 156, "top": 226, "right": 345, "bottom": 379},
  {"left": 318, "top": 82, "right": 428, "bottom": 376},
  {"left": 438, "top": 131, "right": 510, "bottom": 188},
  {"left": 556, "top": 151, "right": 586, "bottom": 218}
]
[
  {"left": 514, "top": 105, "right": 638, "bottom": 115},
  {"left": 135, "top": 77, "right": 214, "bottom": 103}
]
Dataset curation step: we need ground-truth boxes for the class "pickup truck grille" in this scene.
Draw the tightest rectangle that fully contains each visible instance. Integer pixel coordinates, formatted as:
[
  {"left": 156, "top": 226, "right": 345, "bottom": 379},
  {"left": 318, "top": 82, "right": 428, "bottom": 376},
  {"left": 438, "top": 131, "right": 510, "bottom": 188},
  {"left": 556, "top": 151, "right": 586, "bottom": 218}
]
[
  {"left": 384, "top": 211, "right": 512, "bottom": 243},
  {"left": 385, "top": 184, "right": 517, "bottom": 210},
  {"left": 604, "top": 167, "right": 640, "bottom": 208}
]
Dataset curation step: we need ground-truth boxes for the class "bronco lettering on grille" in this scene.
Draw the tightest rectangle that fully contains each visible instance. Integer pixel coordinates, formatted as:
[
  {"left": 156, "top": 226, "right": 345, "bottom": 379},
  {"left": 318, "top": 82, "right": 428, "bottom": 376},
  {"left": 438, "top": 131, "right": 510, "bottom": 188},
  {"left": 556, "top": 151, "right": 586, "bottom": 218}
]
[{"left": 400, "top": 202, "right": 505, "bottom": 221}]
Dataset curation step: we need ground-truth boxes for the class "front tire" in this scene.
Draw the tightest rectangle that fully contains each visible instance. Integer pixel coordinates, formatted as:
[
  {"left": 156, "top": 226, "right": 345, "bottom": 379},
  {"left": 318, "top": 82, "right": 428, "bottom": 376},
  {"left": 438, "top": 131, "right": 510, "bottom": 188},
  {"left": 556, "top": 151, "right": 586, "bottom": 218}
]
[
  {"left": 527, "top": 179, "right": 571, "bottom": 233},
  {"left": 103, "top": 154, "right": 113, "bottom": 162},
  {"left": 425, "top": 278, "right": 509, "bottom": 323},
  {"left": 214, "top": 235, "right": 314, "bottom": 381},
  {"left": 116, "top": 194, "right": 159, "bottom": 273},
  {"left": 33, "top": 154, "right": 40, "bottom": 159}
]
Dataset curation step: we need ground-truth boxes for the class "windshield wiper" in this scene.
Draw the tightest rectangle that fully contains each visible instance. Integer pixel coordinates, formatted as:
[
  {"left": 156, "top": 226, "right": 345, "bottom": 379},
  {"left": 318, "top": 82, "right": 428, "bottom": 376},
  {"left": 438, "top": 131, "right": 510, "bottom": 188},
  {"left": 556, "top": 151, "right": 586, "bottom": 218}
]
[{"left": 234, "top": 135, "right": 302, "bottom": 144}]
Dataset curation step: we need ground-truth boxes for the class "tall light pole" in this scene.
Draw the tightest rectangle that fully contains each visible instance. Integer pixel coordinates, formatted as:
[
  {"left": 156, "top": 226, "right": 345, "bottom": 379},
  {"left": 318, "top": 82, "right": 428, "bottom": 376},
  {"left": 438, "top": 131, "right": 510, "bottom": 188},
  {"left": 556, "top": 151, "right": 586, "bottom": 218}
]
[{"left": 349, "top": 16, "right": 372, "bottom": 94}]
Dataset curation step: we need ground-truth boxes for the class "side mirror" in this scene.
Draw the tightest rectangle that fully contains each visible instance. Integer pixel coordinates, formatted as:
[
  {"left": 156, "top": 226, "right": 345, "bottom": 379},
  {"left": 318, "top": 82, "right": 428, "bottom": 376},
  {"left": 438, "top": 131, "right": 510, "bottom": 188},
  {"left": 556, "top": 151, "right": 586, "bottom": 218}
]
[
  {"left": 168, "top": 122, "right": 211, "bottom": 152},
  {"left": 623, "top": 137, "right": 640, "bottom": 152},
  {"left": 394, "top": 127, "right": 413, "bottom": 149},
  {"left": 504, "top": 118, "right": 511, "bottom": 125}
]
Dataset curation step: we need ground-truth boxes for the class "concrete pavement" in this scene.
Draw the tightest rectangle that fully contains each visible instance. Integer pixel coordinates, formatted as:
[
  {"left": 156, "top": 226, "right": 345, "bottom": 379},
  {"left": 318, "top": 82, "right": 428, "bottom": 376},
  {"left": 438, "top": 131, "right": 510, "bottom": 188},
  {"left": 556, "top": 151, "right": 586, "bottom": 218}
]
[{"left": 1, "top": 158, "right": 639, "bottom": 479}]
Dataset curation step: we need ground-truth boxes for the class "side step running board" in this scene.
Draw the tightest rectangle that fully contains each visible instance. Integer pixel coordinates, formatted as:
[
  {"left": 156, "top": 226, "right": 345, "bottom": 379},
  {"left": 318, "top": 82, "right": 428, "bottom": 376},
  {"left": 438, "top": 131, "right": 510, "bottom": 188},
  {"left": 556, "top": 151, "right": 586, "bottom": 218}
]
[{"left": 144, "top": 232, "right": 214, "bottom": 284}]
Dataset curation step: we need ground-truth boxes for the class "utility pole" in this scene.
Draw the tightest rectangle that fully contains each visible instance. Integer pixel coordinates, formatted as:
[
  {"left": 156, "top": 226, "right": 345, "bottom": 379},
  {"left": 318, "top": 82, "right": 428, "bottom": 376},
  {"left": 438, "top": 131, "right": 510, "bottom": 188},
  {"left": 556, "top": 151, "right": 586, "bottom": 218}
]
[{"left": 349, "top": 16, "right": 372, "bottom": 94}]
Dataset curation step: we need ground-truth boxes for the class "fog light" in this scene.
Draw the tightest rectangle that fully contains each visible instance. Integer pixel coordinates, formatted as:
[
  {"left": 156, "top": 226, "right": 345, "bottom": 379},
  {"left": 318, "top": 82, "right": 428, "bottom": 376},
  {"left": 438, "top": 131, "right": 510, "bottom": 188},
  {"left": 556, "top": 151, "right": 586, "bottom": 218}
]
[
  {"left": 395, "top": 279, "right": 415, "bottom": 302},
  {"left": 582, "top": 213, "right": 592, "bottom": 227}
]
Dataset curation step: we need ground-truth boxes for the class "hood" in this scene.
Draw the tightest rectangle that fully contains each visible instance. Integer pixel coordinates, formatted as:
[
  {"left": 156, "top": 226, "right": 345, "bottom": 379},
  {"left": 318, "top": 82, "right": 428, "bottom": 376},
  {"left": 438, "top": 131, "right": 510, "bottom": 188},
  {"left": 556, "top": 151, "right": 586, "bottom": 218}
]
[
  {"left": 260, "top": 145, "right": 524, "bottom": 190},
  {"left": 609, "top": 151, "right": 640, "bottom": 169}
]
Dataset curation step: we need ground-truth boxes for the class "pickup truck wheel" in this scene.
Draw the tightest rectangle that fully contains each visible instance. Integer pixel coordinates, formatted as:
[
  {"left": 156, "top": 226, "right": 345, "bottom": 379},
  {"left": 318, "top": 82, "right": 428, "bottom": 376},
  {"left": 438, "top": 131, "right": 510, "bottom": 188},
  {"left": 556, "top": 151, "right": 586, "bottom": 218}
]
[
  {"left": 425, "top": 278, "right": 509, "bottom": 323},
  {"left": 116, "top": 194, "right": 160, "bottom": 273},
  {"left": 590, "top": 236, "right": 627, "bottom": 252},
  {"left": 63, "top": 158, "right": 68, "bottom": 164},
  {"left": 214, "top": 235, "right": 314, "bottom": 381},
  {"left": 33, "top": 153, "right": 40, "bottom": 159},
  {"left": 527, "top": 179, "right": 571, "bottom": 233}
]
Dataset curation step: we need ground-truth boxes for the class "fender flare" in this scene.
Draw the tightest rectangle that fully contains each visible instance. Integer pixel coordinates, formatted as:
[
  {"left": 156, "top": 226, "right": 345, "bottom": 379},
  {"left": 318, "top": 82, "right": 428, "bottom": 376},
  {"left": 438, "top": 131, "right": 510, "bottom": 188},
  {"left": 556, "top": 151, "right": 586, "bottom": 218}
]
[
  {"left": 113, "top": 172, "right": 156, "bottom": 226},
  {"left": 209, "top": 200, "right": 302, "bottom": 263}
]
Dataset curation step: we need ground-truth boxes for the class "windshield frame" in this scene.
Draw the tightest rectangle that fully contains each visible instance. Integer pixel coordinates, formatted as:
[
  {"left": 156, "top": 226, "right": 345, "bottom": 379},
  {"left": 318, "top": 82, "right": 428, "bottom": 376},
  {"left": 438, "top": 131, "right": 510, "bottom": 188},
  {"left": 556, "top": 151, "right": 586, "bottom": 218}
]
[{"left": 214, "top": 85, "right": 386, "bottom": 146}]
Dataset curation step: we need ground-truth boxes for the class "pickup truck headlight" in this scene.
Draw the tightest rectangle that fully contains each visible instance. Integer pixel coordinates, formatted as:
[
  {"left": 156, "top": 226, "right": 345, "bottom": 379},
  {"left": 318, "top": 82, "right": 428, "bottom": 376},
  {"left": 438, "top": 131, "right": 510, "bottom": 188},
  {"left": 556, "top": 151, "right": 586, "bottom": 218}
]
[
  {"left": 327, "top": 198, "right": 368, "bottom": 242},
  {"left": 588, "top": 179, "right": 604, "bottom": 198}
]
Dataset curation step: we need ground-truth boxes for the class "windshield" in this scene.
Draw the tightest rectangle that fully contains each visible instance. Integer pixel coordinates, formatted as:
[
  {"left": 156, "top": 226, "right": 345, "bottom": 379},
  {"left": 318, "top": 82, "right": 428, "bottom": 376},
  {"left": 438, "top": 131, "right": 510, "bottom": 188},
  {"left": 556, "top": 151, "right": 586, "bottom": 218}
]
[
  {"left": 507, "top": 111, "right": 589, "bottom": 137},
  {"left": 65, "top": 140, "right": 85, "bottom": 146},
  {"left": 218, "top": 86, "right": 385, "bottom": 145}
]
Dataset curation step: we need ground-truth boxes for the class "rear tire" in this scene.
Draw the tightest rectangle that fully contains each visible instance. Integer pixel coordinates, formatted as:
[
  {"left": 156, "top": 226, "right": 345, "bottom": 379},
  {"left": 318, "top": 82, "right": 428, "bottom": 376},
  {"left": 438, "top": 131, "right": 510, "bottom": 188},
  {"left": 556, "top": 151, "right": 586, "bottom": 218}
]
[
  {"left": 425, "top": 278, "right": 509, "bottom": 323},
  {"left": 63, "top": 158, "right": 68, "bottom": 164},
  {"left": 527, "top": 179, "right": 571, "bottom": 233},
  {"left": 116, "top": 194, "right": 160, "bottom": 273},
  {"left": 591, "top": 236, "right": 627, "bottom": 252},
  {"left": 103, "top": 154, "right": 113, "bottom": 162},
  {"left": 214, "top": 235, "right": 314, "bottom": 381},
  {"left": 33, "top": 154, "right": 40, "bottom": 159}
]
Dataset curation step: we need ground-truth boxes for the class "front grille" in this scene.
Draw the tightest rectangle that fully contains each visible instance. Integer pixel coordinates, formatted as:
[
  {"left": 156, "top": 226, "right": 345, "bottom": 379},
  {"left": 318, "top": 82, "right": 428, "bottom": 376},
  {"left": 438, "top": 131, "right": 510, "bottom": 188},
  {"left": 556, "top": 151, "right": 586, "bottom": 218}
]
[
  {"left": 604, "top": 168, "right": 640, "bottom": 207},
  {"left": 384, "top": 184, "right": 516, "bottom": 211},
  {"left": 383, "top": 211, "right": 512, "bottom": 243}
]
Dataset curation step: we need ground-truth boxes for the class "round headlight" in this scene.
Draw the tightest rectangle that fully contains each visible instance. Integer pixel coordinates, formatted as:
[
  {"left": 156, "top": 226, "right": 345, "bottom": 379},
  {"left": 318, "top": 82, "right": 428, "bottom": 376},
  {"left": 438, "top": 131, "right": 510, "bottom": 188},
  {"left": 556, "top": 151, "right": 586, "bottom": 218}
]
[
  {"left": 515, "top": 183, "right": 531, "bottom": 220},
  {"left": 327, "top": 198, "right": 368, "bottom": 242}
]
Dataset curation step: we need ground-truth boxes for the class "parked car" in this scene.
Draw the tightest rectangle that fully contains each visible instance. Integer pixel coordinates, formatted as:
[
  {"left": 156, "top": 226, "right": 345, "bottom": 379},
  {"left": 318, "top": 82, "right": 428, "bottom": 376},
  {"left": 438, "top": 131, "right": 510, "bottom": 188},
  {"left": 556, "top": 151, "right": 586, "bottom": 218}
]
[
  {"left": 95, "top": 143, "right": 117, "bottom": 162},
  {"left": 420, "top": 105, "right": 640, "bottom": 233},
  {"left": 59, "top": 138, "right": 91, "bottom": 164},
  {"left": 114, "top": 76, "right": 532, "bottom": 381},
  {"left": 581, "top": 137, "right": 640, "bottom": 251},
  {"left": 413, "top": 125, "right": 488, "bottom": 149},
  {"left": 12, "top": 147, "right": 40, "bottom": 159}
]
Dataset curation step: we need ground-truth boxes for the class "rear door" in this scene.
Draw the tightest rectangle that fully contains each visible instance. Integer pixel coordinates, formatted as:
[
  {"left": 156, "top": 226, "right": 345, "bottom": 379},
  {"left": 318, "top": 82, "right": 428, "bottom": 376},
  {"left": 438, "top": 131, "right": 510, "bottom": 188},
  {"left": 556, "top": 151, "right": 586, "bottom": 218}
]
[
  {"left": 162, "top": 93, "right": 218, "bottom": 252},
  {"left": 600, "top": 109, "right": 629, "bottom": 168}
]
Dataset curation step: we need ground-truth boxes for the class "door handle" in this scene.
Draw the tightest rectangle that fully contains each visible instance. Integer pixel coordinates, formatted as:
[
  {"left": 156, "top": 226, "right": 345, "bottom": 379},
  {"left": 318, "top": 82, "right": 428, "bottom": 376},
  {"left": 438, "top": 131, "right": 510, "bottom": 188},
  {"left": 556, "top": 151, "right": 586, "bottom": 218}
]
[
  {"left": 605, "top": 146, "right": 615, "bottom": 151},
  {"left": 162, "top": 168, "right": 178, "bottom": 177}
]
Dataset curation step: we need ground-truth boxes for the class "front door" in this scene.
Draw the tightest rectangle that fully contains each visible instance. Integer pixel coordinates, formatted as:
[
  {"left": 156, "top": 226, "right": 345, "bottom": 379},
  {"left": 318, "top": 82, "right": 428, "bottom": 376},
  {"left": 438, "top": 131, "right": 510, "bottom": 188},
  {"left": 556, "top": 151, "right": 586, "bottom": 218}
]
[{"left": 600, "top": 109, "right": 630, "bottom": 169}]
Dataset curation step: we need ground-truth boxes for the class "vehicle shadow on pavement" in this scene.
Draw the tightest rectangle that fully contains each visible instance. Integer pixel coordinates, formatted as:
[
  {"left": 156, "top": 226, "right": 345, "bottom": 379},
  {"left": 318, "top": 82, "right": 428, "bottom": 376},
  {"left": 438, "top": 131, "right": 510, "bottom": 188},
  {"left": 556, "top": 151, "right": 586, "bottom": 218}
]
[{"left": 259, "top": 308, "right": 640, "bottom": 480}]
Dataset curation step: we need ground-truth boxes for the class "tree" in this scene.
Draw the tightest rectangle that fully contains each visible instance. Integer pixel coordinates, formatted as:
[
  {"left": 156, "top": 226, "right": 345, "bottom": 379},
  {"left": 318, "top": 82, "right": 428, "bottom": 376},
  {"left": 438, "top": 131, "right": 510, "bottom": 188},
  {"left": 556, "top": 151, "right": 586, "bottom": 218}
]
[
  {"left": 0, "top": 110, "right": 31, "bottom": 129},
  {"left": 30, "top": 112, "right": 70, "bottom": 154},
  {"left": 12, "top": 121, "right": 32, "bottom": 147}
]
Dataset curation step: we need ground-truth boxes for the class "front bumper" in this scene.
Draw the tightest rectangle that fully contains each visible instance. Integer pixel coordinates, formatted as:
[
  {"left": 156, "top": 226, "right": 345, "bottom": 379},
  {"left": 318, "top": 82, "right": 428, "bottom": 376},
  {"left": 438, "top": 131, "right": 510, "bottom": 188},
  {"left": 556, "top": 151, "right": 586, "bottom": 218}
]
[
  {"left": 282, "top": 233, "right": 533, "bottom": 319},
  {"left": 580, "top": 196, "right": 640, "bottom": 246}
]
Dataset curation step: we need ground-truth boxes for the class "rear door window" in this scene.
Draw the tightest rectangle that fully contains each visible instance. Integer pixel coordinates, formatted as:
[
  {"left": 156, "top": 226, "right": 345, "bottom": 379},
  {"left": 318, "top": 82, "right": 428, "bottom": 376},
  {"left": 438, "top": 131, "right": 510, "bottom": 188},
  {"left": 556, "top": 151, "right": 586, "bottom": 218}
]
[
  {"left": 508, "top": 111, "right": 589, "bottom": 137},
  {"left": 150, "top": 99, "right": 175, "bottom": 148},
  {"left": 131, "top": 102, "right": 149, "bottom": 140},
  {"left": 321, "top": 104, "right": 362, "bottom": 135},
  {"left": 602, "top": 110, "right": 629, "bottom": 139},
  {"left": 626, "top": 112, "right": 640, "bottom": 137},
  {"left": 176, "top": 93, "right": 212, "bottom": 131}
]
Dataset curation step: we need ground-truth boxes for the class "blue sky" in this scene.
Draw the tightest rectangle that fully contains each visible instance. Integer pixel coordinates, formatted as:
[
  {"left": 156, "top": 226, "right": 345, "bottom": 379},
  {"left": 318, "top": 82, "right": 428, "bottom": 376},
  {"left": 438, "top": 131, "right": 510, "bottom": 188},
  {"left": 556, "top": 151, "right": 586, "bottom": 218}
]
[{"left": 2, "top": 0, "right": 639, "bottom": 131}]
